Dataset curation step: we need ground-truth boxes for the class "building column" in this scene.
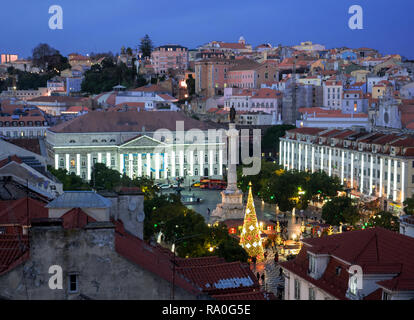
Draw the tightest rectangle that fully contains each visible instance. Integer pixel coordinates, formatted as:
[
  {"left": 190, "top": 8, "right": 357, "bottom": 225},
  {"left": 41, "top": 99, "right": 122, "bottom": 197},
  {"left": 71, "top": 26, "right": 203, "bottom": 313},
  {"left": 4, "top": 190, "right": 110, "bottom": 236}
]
[
  {"left": 138, "top": 153, "right": 142, "bottom": 177},
  {"left": 146, "top": 153, "right": 151, "bottom": 177},
  {"left": 65, "top": 154, "right": 70, "bottom": 172},
  {"left": 401, "top": 161, "right": 405, "bottom": 203},
  {"left": 179, "top": 150, "right": 184, "bottom": 177},
  {"left": 199, "top": 150, "right": 204, "bottom": 177},
  {"left": 305, "top": 145, "right": 308, "bottom": 171},
  {"left": 129, "top": 154, "right": 133, "bottom": 179},
  {"left": 283, "top": 141, "right": 287, "bottom": 168},
  {"left": 98, "top": 152, "right": 102, "bottom": 164},
  {"left": 87, "top": 153, "right": 91, "bottom": 181},
  {"left": 106, "top": 152, "right": 111, "bottom": 168},
  {"left": 189, "top": 151, "right": 194, "bottom": 176},
  {"left": 360, "top": 154, "right": 364, "bottom": 194},
  {"left": 351, "top": 153, "right": 354, "bottom": 189},
  {"left": 369, "top": 156, "right": 374, "bottom": 195},
  {"left": 279, "top": 141, "right": 282, "bottom": 165},
  {"left": 287, "top": 142, "right": 290, "bottom": 169},
  {"left": 298, "top": 145, "right": 302, "bottom": 172},
  {"left": 120, "top": 154, "right": 124, "bottom": 175},
  {"left": 219, "top": 149, "right": 223, "bottom": 176},
  {"left": 164, "top": 153, "right": 168, "bottom": 179},
  {"left": 76, "top": 154, "right": 80, "bottom": 176},
  {"left": 155, "top": 153, "right": 160, "bottom": 180},
  {"left": 291, "top": 142, "right": 294, "bottom": 170},
  {"left": 387, "top": 159, "right": 391, "bottom": 199},
  {"left": 55, "top": 154, "right": 59, "bottom": 170},
  {"left": 209, "top": 150, "right": 214, "bottom": 177},
  {"left": 171, "top": 151, "right": 176, "bottom": 177},
  {"left": 379, "top": 158, "right": 384, "bottom": 197},
  {"left": 328, "top": 148, "right": 332, "bottom": 177},
  {"left": 311, "top": 146, "right": 315, "bottom": 173},
  {"left": 393, "top": 160, "right": 397, "bottom": 202},
  {"left": 320, "top": 147, "right": 324, "bottom": 172},
  {"left": 341, "top": 151, "right": 345, "bottom": 184}
]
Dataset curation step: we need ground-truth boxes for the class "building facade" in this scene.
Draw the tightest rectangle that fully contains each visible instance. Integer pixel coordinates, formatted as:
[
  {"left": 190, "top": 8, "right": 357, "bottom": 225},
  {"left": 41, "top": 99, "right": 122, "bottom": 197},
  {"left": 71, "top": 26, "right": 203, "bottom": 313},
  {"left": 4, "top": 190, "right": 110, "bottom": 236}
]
[
  {"left": 151, "top": 45, "right": 188, "bottom": 74},
  {"left": 46, "top": 111, "right": 226, "bottom": 183},
  {"left": 281, "top": 228, "right": 414, "bottom": 300},
  {"left": 280, "top": 128, "right": 414, "bottom": 213}
]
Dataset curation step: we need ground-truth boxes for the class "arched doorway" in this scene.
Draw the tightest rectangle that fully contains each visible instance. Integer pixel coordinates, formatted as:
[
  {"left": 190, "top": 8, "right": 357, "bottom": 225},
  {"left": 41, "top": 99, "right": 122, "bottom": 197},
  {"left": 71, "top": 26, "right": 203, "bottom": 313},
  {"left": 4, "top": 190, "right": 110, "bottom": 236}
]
[{"left": 204, "top": 168, "right": 209, "bottom": 177}]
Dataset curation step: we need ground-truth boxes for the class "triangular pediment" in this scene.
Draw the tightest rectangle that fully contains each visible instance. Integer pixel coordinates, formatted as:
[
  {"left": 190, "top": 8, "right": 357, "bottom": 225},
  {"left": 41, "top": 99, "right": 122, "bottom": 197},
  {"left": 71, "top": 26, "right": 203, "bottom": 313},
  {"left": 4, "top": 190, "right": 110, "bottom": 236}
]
[{"left": 120, "top": 135, "right": 165, "bottom": 148}]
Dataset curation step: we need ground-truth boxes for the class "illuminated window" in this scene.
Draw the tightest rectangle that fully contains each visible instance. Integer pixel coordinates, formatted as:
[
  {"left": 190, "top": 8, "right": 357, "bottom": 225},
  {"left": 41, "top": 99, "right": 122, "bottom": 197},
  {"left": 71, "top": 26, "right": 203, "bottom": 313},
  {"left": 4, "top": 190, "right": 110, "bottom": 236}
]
[{"left": 70, "top": 159, "right": 76, "bottom": 167}]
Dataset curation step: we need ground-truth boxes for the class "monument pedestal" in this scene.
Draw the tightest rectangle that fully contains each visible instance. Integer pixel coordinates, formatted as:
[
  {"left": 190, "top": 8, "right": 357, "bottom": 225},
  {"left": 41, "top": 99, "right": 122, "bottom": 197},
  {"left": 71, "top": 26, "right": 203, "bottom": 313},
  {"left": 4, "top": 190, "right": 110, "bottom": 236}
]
[{"left": 210, "top": 189, "right": 244, "bottom": 223}]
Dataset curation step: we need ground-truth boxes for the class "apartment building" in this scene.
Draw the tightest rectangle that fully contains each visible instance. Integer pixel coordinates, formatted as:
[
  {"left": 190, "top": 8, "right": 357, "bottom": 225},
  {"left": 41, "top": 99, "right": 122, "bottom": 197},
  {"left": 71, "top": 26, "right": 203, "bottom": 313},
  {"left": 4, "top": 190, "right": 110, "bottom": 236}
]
[
  {"left": 281, "top": 228, "right": 414, "bottom": 300},
  {"left": 279, "top": 127, "right": 414, "bottom": 213},
  {"left": 151, "top": 45, "right": 188, "bottom": 74},
  {"left": 323, "top": 79, "right": 343, "bottom": 109}
]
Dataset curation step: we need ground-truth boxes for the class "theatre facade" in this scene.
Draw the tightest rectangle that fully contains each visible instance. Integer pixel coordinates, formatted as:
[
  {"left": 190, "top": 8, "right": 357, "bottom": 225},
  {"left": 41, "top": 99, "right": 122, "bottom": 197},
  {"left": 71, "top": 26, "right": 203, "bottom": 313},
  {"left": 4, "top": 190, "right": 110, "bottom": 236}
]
[{"left": 46, "top": 111, "right": 227, "bottom": 183}]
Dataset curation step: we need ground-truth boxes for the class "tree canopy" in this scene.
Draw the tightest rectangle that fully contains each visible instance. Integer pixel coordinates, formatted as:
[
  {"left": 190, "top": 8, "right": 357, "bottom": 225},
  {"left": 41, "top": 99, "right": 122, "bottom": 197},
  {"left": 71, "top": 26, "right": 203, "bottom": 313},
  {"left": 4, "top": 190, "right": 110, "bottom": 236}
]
[
  {"left": 322, "top": 196, "right": 360, "bottom": 226},
  {"left": 48, "top": 167, "right": 91, "bottom": 191},
  {"left": 81, "top": 57, "right": 146, "bottom": 94},
  {"left": 144, "top": 194, "right": 248, "bottom": 262},
  {"left": 238, "top": 162, "right": 343, "bottom": 212},
  {"left": 368, "top": 211, "right": 399, "bottom": 232},
  {"left": 139, "top": 34, "right": 154, "bottom": 58},
  {"left": 261, "top": 124, "right": 295, "bottom": 155},
  {"left": 403, "top": 195, "right": 414, "bottom": 216},
  {"left": 31, "top": 43, "right": 70, "bottom": 73}
]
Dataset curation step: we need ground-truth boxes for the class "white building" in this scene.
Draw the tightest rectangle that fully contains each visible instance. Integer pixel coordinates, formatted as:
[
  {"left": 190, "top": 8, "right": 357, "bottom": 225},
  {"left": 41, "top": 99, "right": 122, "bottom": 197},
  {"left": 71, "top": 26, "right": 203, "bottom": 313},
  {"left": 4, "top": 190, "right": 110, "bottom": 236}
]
[
  {"left": 46, "top": 111, "right": 226, "bottom": 183},
  {"left": 400, "top": 215, "right": 414, "bottom": 238},
  {"left": 223, "top": 87, "right": 282, "bottom": 116},
  {"left": 115, "top": 84, "right": 179, "bottom": 111},
  {"left": 280, "top": 127, "right": 414, "bottom": 213},
  {"left": 297, "top": 107, "right": 370, "bottom": 130}
]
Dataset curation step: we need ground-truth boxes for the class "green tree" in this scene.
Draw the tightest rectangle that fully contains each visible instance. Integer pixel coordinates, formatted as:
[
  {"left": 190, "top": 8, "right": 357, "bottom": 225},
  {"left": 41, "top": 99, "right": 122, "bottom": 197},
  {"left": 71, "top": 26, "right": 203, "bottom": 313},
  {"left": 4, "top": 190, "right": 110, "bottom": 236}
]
[
  {"left": 403, "top": 195, "right": 414, "bottom": 216},
  {"left": 81, "top": 58, "right": 144, "bottom": 94},
  {"left": 144, "top": 195, "right": 247, "bottom": 262},
  {"left": 261, "top": 124, "right": 295, "bottom": 157},
  {"left": 90, "top": 163, "right": 121, "bottom": 191},
  {"left": 139, "top": 34, "right": 154, "bottom": 58},
  {"left": 48, "top": 167, "right": 91, "bottom": 191},
  {"left": 186, "top": 75, "right": 196, "bottom": 96},
  {"left": 322, "top": 196, "right": 360, "bottom": 226},
  {"left": 368, "top": 211, "right": 399, "bottom": 231},
  {"left": 31, "top": 43, "right": 70, "bottom": 73}
]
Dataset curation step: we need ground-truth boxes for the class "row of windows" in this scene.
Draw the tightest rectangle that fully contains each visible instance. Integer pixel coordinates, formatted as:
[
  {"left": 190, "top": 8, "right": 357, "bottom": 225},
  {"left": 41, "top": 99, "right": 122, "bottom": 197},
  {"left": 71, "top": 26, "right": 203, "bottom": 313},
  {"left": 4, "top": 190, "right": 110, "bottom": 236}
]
[
  {"left": 0, "top": 120, "right": 48, "bottom": 127},
  {"left": 0, "top": 130, "right": 45, "bottom": 137}
]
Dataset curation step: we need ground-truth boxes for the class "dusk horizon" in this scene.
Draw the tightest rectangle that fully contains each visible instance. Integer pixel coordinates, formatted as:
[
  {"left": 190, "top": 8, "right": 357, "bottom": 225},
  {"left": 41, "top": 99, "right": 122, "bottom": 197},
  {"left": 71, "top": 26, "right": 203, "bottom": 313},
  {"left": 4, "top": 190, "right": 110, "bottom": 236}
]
[{"left": 2, "top": 0, "right": 414, "bottom": 59}]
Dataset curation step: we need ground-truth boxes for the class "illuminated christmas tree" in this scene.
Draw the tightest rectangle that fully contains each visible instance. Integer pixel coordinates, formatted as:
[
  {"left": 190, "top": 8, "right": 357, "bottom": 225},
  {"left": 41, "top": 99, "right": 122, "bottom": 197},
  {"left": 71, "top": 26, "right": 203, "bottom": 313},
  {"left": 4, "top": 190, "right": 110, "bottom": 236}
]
[{"left": 240, "top": 182, "right": 265, "bottom": 261}]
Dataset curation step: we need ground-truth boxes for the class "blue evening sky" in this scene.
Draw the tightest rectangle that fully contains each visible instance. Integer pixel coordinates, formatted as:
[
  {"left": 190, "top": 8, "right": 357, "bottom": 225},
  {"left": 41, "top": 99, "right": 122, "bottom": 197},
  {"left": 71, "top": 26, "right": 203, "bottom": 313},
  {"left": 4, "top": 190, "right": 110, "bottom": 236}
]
[{"left": 1, "top": 0, "right": 413, "bottom": 59}]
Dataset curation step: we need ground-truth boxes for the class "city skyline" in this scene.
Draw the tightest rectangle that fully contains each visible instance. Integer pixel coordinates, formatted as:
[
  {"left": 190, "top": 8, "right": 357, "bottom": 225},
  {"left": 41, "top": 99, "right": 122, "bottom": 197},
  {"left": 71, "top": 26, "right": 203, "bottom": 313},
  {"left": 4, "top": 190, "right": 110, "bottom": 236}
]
[{"left": 1, "top": 0, "right": 414, "bottom": 59}]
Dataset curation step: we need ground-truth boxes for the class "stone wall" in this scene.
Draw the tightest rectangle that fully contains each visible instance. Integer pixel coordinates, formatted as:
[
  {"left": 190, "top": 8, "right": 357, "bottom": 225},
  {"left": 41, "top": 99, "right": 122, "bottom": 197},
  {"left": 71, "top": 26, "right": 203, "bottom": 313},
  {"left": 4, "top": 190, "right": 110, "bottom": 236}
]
[{"left": 0, "top": 225, "right": 196, "bottom": 300}]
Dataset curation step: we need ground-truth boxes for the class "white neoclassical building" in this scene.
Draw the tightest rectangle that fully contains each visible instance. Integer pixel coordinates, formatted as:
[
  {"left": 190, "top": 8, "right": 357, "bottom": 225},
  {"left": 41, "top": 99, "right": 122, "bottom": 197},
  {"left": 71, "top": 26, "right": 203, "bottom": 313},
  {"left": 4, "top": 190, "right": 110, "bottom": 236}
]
[
  {"left": 279, "top": 127, "right": 414, "bottom": 213},
  {"left": 46, "top": 111, "right": 227, "bottom": 183}
]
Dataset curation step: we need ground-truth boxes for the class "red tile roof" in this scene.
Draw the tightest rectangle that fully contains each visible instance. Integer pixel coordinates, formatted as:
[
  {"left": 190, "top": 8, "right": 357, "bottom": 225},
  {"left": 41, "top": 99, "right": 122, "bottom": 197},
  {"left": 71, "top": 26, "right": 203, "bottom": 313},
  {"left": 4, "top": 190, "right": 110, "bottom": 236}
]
[
  {"left": 0, "top": 155, "right": 23, "bottom": 168},
  {"left": 281, "top": 228, "right": 414, "bottom": 298},
  {"left": 212, "top": 291, "right": 276, "bottom": 300},
  {"left": 0, "top": 234, "right": 29, "bottom": 276},
  {"left": 0, "top": 198, "right": 48, "bottom": 226},
  {"left": 176, "top": 261, "right": 260, "bottom": 295},
  {"left": 49, "top": 111, "right": 221, "bottom": 133}
]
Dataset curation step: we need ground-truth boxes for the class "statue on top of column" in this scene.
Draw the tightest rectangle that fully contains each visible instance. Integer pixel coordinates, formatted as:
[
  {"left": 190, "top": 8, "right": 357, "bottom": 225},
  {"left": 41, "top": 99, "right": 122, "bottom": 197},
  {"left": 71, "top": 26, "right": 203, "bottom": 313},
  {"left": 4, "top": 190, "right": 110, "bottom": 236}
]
[{"left": 229, "top": 106, "right": 236, "bottom": 123}]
